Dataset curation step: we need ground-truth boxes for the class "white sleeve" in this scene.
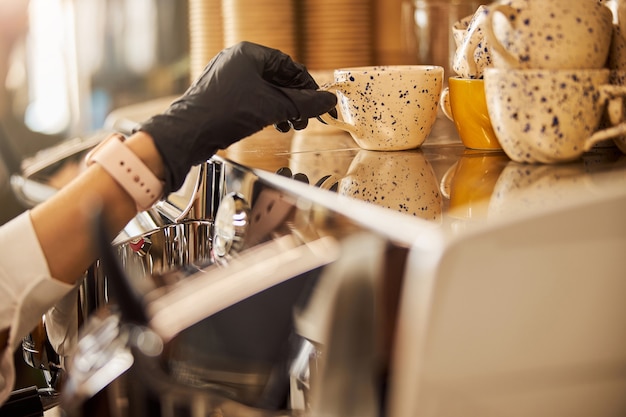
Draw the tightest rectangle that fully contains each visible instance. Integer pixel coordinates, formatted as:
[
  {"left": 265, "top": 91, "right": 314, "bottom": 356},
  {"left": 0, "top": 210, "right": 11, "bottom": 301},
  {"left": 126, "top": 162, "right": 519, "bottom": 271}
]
[{"left": 0, "top": 211, "right": 75, "bottom": 405}]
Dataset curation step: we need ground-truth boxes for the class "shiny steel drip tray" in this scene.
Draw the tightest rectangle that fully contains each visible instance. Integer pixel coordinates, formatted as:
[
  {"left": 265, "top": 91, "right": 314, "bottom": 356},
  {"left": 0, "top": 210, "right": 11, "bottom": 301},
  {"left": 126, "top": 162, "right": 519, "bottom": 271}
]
[
  {"left": 86, "top": 220, "right": 215, "bottom": 317},
  {"left": 113, "top": 220, "right": 214, "bottom": 289},
  {"left": 123, "top": 235, "right": 336, "bottom": 412},
  {"left": 75, "top": 233, "right": 331, "bottom": 415},
  {"left": 154, "top": 263, "right": 320, "bottom": 410}
]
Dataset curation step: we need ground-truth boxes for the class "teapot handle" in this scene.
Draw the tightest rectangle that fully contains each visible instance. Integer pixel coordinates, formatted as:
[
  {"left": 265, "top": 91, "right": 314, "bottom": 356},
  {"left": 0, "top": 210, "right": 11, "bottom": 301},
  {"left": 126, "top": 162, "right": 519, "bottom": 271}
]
[
  {"left": 483, "top": 4, "right": 521, "bottom": 68},
  {"left": 585, "top": 85, "right": 626, "bottom": 150}
]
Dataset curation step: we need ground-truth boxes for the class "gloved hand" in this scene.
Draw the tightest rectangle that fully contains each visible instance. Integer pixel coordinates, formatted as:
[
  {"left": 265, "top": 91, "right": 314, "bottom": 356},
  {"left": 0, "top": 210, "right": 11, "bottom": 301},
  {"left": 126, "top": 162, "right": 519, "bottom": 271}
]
[{"left": 137, "top": 41, "right": 338, "bottom": 194}]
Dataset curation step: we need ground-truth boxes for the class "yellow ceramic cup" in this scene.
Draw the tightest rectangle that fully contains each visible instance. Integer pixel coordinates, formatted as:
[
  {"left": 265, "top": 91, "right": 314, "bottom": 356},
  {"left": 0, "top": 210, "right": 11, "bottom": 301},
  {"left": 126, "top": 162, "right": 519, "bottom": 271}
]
[{"left": 440, "top": 77, "right": 501, "bottom": 150}]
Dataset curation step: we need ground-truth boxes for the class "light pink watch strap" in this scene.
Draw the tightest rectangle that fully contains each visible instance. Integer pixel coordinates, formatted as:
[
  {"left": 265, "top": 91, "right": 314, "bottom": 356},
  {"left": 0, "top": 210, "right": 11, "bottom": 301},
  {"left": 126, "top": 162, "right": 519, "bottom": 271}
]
[{"left": 86, "top": 133, "right": 164, "bottom": 211}]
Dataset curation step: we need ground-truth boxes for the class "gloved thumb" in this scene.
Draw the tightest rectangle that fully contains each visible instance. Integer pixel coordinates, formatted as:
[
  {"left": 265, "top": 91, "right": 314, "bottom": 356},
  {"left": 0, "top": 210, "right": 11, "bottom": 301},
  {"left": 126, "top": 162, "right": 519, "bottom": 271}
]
[{"left": 281, "top": 88, "right": 338, "bottom": 120}]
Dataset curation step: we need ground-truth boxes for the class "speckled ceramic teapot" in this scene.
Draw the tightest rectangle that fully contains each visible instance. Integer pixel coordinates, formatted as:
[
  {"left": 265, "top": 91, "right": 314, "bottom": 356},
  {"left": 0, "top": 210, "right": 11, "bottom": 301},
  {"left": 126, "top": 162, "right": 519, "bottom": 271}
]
[{"left": 452, "top": 5, "right": 493, "bottom": 79}]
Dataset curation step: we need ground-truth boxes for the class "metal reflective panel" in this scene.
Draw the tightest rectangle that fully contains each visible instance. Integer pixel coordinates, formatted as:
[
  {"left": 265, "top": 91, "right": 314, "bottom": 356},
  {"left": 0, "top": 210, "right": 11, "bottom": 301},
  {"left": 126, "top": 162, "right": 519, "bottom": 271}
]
[
  {"left": 12, "top": 136, "right": 416, "bottom": 417},
  {"left": 58, "top": 156, "right": 413, "bottom": 417}
]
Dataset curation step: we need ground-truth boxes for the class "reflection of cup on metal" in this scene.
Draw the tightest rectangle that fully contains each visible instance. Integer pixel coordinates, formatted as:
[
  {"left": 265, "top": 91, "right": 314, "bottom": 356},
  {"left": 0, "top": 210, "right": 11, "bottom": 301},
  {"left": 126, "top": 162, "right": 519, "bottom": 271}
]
[
  {"left": 440, "top": 150, "right": 509, "bottom": 219},
  {"left": 289, "top": 131, "right": 357, "bottom": 186},
  {"left": 319, "top": 65, "right": 444, "bottom": 151},
  {"left": 338, "top": 149, "right": 442, "bottom": 222},
  {"left": 488, "top": 162, "right": 595, "bottom": 218}
]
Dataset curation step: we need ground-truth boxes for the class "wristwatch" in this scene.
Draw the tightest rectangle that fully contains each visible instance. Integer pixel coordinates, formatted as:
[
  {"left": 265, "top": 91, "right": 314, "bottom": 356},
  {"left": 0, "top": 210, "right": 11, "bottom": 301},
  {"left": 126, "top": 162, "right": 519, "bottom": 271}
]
[{"left": 85, "top": 133, "right": 164, "bottom": 211}]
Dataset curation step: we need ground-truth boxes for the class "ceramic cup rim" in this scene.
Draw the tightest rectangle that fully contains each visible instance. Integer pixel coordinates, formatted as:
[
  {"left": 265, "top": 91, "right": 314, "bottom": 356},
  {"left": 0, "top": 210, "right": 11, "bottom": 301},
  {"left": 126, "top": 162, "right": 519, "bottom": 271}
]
[
  {"left": 448, "top": 76, "right": 485, "bottom": 84},
  {"left": 484, "top": 68, "right": 611, "bottom": 77},
  {"left": 333, "top": 65, "right": 444, "bottom": 74}
]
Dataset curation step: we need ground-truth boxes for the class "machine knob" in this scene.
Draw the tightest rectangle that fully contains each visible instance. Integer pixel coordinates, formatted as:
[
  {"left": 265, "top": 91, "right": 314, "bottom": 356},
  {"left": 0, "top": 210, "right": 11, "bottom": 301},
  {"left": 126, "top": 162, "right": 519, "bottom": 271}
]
[{"left": 213, "top": 192, "right": 250, "bottom": 257}]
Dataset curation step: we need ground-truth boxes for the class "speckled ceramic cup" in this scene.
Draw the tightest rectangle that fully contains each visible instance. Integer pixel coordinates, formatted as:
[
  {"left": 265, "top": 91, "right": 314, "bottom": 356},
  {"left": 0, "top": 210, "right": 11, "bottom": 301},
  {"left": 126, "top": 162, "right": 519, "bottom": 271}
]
[
  {"left": 318, "top": 65, "right": 444, "bottom": 151},
  {"left": 607, "top": 69, "right": 626, "bottom": 154},
  {"left": 608, "top": 25, "right": 626, "bottom": 71},
  {"left": 483, "top": 0, "right": 613, "bottom": 70},
  {"left": 439, "top": 77, "right": 501, "bottom": 150},
  {"left": 484, "top": 68, "right": 626, "bottom": 164},
  {"left": 338, "top": 150, "right": 442, "bottom": 222}
]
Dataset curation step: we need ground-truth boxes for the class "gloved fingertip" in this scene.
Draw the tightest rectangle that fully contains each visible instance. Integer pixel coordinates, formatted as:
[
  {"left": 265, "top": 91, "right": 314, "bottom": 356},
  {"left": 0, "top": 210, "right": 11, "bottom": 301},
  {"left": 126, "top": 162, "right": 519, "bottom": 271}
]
[
  {"left": 290, "top": 118, "right": 309, "bottom": 130},
  {"left": 289, "top": 89, "right": 338, "bottom": 119},
  {"left": 274, "top": 121, "right": 291, "bottom": 133},
  {"left": 318, "top": 90, "right": 338, "bottom": 108},
  {"left": 316, "top": 106, "right": 338, "bottom": 125}
]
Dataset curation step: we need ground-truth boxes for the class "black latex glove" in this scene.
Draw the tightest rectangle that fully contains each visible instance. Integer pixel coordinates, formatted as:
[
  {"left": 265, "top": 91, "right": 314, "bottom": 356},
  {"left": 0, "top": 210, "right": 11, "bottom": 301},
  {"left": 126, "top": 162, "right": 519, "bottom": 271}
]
[{"left": 137, "top": 41, "right": 338, "bottom": 195}]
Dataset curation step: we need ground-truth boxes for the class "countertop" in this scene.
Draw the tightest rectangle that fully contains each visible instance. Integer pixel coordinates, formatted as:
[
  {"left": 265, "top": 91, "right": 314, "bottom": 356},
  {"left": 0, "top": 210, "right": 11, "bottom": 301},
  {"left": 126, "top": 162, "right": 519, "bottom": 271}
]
[
  {"left": 217, "top": 113, "right": 626, "bottom": 235},
  {"left": 16, "top": 106, "right": 626, "bottom": 238}
]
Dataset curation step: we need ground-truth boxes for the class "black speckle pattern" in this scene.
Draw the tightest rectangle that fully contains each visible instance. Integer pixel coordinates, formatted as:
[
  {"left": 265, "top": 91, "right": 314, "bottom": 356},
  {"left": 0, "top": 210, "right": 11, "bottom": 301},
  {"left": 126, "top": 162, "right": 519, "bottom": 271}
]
[
  {"left": 484, "top": 68, "right": 611, "bottom": 163},
  {"left": 329, "top": 66, "right": 443, "bottom": 150},
  {"left": 339, "top": 150, "right": 442, "bottom": 221},
  {"left": 489, "top": 0, "right": 613, "bottom": 69}
]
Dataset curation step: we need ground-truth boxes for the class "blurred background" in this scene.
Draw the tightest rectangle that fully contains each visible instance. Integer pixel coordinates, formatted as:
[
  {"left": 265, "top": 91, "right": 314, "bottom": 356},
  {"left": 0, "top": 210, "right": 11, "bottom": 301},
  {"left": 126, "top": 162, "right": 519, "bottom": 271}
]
[{"left": 0, "top": 0, "right": 484, "bottom": 225}]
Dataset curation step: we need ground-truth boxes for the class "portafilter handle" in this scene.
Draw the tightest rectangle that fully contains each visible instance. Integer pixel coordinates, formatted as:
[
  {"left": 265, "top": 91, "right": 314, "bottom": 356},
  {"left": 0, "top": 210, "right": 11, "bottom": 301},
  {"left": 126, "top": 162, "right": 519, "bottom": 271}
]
[
  {"left": 94, "top": 209, "right": 150, "bottom": 326},
  {"left": 0, "top": 386, "right": 60, "bottom": 417}
]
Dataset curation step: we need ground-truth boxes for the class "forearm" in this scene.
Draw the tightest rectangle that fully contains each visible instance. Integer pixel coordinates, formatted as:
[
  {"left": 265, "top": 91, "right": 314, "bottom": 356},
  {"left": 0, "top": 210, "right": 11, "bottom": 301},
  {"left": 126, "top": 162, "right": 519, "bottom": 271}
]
[{"left": 30, "top": 131, "right": 165, "bottom": 285}]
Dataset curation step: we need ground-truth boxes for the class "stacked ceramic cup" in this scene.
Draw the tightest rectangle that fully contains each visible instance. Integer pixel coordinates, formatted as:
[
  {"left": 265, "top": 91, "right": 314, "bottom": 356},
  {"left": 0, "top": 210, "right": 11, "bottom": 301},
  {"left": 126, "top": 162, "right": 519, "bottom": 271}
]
[
  {"left": 439, "top": 5, "right": 502, "bottom": 151},
  {"left": 300, "top": 0, "right": 374, "bottom": 70},
  {"left": 607, "top": 0, "right": 626, "bottom": 153},
  {"left": 479, "top": 0, "right": 626, "bottom": 164},
  {"left": 189, "top": 0, "right": 223, "bottom": 80},
  {"left": 222, "top": 0, "right": 298, "bottom": 61}
]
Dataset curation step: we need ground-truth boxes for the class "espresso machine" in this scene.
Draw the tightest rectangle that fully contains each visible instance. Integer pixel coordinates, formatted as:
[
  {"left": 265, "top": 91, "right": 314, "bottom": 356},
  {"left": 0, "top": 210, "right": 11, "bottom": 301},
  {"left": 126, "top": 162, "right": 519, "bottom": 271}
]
[{"left": 6, "top": 110, "right": 425, "bottom": 416}]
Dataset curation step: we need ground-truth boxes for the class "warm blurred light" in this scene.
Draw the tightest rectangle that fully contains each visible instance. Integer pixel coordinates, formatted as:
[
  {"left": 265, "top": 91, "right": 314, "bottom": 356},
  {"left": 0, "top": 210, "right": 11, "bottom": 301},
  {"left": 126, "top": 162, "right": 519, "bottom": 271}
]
[
  {"left": 24, "top": 0, "right": 71, "bottom": 134},
  {"left": 123, "top": 0, "right": 157, "bottom": 74}
]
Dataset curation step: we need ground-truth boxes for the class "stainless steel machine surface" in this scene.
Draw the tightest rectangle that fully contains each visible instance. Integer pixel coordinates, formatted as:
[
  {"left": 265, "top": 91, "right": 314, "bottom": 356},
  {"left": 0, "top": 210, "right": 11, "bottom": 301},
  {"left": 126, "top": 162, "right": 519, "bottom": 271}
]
[
  {"left": 11, "top": 136, "right": 425, "bottom": 416},
  {"left": 9, "top": 104, "right": 626, "bottom": 416}
]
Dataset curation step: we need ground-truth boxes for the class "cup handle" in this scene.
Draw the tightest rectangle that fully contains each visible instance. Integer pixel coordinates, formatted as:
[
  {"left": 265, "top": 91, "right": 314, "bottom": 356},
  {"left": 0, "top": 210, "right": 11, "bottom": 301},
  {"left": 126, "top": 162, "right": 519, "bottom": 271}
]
[
  {"left": 439, "top": 87, "right": 454, "bottom": 121},
  {"left": 586, "top": 122, "right": 626, "bottom": 150},
  {"left": 439, "top": 160, "right": 459, "bottom": 200},
  {"left": 483, "top": 4, "right": 521, "bottom": 68},
  {"left": 585, "top": 85, "right": 626, "bottom": 150},
  {"left": 317, "top": 83, "right": 357, "bottom": 135}
]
